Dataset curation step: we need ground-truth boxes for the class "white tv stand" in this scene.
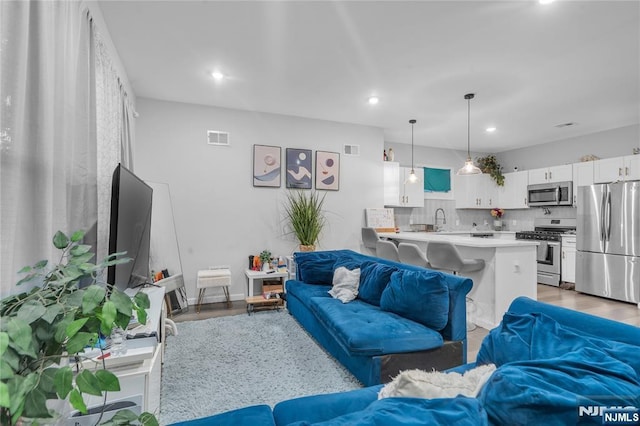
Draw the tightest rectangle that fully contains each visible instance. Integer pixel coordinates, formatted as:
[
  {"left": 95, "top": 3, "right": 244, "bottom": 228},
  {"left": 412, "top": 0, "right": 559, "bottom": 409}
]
[{"left": 76, "top": 286, "right": 166, "bottom": 419}]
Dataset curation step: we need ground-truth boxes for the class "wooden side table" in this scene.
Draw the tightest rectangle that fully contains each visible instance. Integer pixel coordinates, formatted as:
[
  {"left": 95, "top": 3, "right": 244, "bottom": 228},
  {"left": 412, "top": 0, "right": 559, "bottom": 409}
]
[
  {"left": 244, "top": 269, "right": 288, "bottom": 297},
  {"left": 244, "top": 269, "right": 288, "bottom": 315}
]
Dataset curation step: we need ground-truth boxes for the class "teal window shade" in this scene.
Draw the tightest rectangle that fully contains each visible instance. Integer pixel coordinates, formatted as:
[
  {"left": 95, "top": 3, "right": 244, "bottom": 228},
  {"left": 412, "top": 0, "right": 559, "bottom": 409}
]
[{"left": 424, "top": 167, "right": 451, "bottom": 192}]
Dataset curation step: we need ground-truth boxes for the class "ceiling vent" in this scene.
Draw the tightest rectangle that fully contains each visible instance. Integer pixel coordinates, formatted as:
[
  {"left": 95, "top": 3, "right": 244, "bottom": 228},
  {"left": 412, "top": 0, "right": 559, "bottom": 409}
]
[
  {"left": 207, "top": 130, "right": 230, "bottom": 146},
  {"left": 343, "top": 144, "right": 360, "bottom": 156}
]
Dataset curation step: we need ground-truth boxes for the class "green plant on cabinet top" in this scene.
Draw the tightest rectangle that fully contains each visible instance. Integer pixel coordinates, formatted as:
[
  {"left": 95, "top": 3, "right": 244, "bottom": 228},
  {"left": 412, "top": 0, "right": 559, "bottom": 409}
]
[
  {"left": 0, "top": 230, "right": 158, "bottom": 426},
  {"left": 477, "top": 155, "right": 505, "bottom": 186}
]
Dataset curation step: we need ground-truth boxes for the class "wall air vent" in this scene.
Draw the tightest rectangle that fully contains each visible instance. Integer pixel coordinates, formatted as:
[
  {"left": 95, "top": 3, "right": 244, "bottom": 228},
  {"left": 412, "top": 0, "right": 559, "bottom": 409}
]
[
  {"left": 207, "top": 130, "right": 230, "bottom": 146},
  {"left": 554, "top": 122, "right": 577, "bottom": 128},
  {"left": 343, "top": 144, "right": 360, "bottom": 156}
]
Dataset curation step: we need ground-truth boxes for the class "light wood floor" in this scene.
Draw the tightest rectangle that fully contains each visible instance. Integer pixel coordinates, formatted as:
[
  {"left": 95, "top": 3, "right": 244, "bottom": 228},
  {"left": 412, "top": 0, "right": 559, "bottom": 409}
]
[{"left": 170, "top": 285, "right": 640, "bottom": 363}]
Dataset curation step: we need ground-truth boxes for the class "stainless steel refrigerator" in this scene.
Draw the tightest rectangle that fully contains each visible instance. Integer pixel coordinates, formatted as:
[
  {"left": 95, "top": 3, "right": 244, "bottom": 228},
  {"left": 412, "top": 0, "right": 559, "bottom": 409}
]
[{"left": 576, "top": 181, "right": 639, "bottom": 303}]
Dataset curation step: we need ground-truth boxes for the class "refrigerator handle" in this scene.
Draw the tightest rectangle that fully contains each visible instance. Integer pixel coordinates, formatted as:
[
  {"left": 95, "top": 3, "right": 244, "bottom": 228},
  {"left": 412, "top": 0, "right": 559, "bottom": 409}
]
[
  {"left": 605, "top": 190, "right": 612, "bottom": 241},
  {"left": 600, "top": 188, "right": 607, "bottom": 242}
]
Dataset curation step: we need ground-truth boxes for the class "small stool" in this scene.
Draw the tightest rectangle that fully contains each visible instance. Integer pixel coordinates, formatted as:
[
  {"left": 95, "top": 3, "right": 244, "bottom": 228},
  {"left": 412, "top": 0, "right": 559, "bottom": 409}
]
[{"left": 196, "top": 267, "right": 231, "bottom": 313}]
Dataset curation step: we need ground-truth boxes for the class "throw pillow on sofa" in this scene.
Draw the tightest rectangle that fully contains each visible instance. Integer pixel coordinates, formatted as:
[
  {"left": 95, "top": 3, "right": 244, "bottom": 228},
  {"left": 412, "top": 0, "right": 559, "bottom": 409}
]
[
  {"left": 380, "top": 270, "right": 450, "bottom": 331},
  {"left": 328, "top": 267, "right": 361, "bottom": 303},
  {"left": 358, "top": 261, "right": 397, "bottom": 306},
  {"left": 295, "top": 251, "right": 338, "bottom": 285}
]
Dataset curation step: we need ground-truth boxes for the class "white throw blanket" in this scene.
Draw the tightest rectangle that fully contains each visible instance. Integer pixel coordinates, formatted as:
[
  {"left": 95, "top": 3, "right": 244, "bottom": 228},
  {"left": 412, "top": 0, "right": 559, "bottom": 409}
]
[{"left": 378, "top": 364, "right": 497, "bottom": 400}]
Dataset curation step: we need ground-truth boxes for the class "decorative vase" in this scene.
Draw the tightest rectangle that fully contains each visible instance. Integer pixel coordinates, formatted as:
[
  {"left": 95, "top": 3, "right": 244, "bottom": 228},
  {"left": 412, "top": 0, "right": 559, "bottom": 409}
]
[
  {"left": 262, "top": 261, "right": 271, "bottom": 271},
  {"left": 299, "top": 244, "right": 315, "bottom": 252},
  {"left": 493, "top": 220, "right": 503, "bottom": 231},
  {"left": 387, "top": 148, "right": 395, "bottom": 161}
]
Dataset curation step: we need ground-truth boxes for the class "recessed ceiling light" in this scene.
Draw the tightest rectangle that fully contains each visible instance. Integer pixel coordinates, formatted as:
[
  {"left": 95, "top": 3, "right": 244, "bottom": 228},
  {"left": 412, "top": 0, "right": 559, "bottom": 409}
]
[
  {"left": 486, "top": 127, "right": 497, "bottom": 133},
  {"left": 368, "top": 96, "right": 379, "bottom": 105},
  {"left": 539, "top": 0, "right": 555, "bottom": 4},
  {"left": 211, "top": 71, "right": 225, "bottom": 81}
]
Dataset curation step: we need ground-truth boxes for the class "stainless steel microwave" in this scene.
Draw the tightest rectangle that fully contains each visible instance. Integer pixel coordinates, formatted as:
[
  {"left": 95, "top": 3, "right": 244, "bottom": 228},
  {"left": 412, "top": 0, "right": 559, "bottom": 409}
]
[{"left": 527, "top": 181, "right": 573, "bottom": 206}]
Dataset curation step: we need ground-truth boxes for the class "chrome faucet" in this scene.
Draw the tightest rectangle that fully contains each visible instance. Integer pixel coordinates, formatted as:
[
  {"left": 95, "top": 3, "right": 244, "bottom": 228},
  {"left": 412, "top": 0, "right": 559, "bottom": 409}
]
[{"left": 435, "top": 208, "right": 447, "bottom": 228}]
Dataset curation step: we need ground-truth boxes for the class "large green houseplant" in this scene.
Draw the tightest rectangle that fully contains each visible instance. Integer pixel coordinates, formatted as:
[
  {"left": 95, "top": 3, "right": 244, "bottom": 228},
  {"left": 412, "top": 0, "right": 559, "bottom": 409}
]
[
  {"left": 283, "top": 190, "right": 326, "bottom": 251},
  {"left": 0, "top": 230, "right": 158, "bottom": 426}
]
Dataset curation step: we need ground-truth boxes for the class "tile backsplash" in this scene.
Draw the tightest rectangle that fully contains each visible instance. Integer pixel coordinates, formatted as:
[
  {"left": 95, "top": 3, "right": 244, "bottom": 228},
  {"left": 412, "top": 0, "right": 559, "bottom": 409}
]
[{"left": 392, "top": 200, "right": 576, "bottom": 232}]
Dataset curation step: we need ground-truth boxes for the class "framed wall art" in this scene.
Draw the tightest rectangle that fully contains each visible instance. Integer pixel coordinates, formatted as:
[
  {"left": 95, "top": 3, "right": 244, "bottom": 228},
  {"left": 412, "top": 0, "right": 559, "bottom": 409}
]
[
  {"left": 285, "top": 148, "right": 312, "bottom": 189},
  {"left": 315, "top": 151, "right": 340, "bottom": 191},
  {"left": 253, "top": 144, "right": 281, "bottom": 187}
]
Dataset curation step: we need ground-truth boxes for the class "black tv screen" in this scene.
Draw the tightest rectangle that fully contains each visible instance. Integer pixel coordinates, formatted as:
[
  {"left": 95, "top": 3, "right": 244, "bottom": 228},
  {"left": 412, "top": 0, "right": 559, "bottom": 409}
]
[{"left": 107, "top": 164, "right": 153, "bottom": 292}]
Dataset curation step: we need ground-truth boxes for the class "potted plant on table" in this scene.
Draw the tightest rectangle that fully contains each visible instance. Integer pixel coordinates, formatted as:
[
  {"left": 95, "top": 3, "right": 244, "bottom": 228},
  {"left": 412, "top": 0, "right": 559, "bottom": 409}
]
[
  {"left": 0, "top": 230, "right": 158, "bottom": 426},
  {"left": 283, "top": 190, "right": 326, "bottom": 252},
  {"left": 259, "top": 250, "right": 272, "bottom": 271}
]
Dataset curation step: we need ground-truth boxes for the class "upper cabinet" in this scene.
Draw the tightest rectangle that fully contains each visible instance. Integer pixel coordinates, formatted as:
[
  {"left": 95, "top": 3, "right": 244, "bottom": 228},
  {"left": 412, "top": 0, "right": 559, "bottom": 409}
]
[
  {"left": 572, "top": 162, "right": 594, "bottom": 207},
  {"left": 593, "top": 155, "right": 640, "bottom": 183},
  {"left": 383, "top": 162, "right": 424, "bottom": 208},
  {"left": 528, "top": 164, "right": 573, "bottom": 185},
  {"left": 497, "top": 171, "right": 529, "bottom": 209},
  {"left": 454, "top": 174, "right": 497, "bottom": 209}
]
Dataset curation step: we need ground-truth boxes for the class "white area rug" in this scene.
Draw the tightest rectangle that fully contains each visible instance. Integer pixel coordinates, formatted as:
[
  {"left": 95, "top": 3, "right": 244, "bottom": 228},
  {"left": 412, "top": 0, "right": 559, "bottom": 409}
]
[{"left": 160, "top": 310, "right": 361, "bottom": 425}]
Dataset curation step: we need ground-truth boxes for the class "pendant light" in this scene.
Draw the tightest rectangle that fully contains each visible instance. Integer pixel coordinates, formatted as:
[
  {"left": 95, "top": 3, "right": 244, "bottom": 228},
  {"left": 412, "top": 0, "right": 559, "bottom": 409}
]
[
  {"left": 457, "top": 93, "right": 483, "bottom": 175},
  {"left": 406, "top": 119, "right": 419, "bottom": 183}
]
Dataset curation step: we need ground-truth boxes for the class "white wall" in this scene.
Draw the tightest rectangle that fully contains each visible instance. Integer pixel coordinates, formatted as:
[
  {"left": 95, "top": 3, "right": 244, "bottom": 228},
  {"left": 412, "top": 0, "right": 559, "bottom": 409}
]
[
  {"left": 496, "top": 124, "right": 639, "bottom": 172},
  {"left": 134, "top": 98, "right": 383, "bottom": 303}
]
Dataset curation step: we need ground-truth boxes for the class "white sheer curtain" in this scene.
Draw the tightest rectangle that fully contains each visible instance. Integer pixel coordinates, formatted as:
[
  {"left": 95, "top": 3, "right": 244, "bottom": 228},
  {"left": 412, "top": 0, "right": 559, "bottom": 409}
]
[{"left": 0, "top": 1, "right": 134, "bottom": 297}]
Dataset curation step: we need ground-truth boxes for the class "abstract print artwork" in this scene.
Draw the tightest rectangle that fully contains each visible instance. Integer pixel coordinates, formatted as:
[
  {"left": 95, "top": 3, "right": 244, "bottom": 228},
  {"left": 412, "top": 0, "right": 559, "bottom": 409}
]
[
  {"left": 315, "top": 151, "right": 340, "bottom": 191},
  {"left": 286, "top": 148, "right": 312, "bottom": 189},
  {"left": 253, "top": 145, "right": 281, "bottom": 187}
]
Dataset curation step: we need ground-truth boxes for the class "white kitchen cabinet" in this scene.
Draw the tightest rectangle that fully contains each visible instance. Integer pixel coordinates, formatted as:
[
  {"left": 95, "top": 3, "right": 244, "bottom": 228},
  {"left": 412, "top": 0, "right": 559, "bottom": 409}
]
[
  {"left": 383, "top": 162, "right": 424, "bottom": 208},
  {"left": 593, "top": 155, "right": 640, "bottom": 183},
  {"left": 454, "top": 174, "right": 497, "bottom": 209},
  {"left": 497, "top": 171, "right": 529, "bottom": 209},
  {"left": 528, "top": 164, "right": 573, "bottom": 185},
  {"left": 561, "top": 235, "right": 576, "bottom": 284},
  {"left": 572, "top": 161, "right": 594, "bottom": 206}
]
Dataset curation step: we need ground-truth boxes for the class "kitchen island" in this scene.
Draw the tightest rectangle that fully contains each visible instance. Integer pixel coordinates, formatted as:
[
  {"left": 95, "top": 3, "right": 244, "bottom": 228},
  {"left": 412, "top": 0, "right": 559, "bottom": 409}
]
[{"left": 379, "top": 232, "right": 539, "bottom": 329}]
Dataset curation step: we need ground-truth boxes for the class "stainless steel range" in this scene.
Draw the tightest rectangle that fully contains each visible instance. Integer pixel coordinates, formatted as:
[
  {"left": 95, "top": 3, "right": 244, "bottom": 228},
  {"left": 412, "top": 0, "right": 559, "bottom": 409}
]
[{"left": 516, "top": 218, "right": 576, "bottom": 286}]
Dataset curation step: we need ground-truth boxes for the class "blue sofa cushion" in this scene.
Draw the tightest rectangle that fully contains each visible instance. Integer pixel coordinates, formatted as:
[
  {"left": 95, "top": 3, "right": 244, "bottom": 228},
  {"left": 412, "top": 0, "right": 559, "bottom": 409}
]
[
  {"left": 168, "top": 404, "right": 275, "bottom": 426},
  {"left": 477, "top": 311, "right": 640, "bottom": 374},
  {"left": 479, "top": 348, "right": 640, "bottom": 425},
  {"left": 296, "top": 251, "right": 338, "bottom": 285},
  {"left": 333, "top": 257, "right": 363, "bottom": 271},
  {"left": 379, "top": 269, "right": 450, "bottom": 331},
  {"left": 308, "top": 296, "right": 443, "bottom": 356},
  {"left": 358, "top": 261, "right": 397, "bottom": 306},
  {"left": 287, "top": 396, "right": 488, "bottom": 426},
  {"left": 287, "top": 280, "right": 332, "bottom": 301}
]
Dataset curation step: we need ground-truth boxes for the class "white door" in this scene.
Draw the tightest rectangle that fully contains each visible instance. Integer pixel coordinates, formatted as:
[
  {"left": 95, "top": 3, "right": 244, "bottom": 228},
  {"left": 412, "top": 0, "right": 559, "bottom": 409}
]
[
  {"left": 498, "top": 171, "right": 529, "bottom": 209},
  {"left": 402, "top": 167, "right": 425, "bottom": 207},
  {"left": 547, "top": 165, "right": 572, "bottom": 183},
  {"left": 383, "top": 162, "right": 401, "bottom": 206},
  {"left": 593, "top": 157, "right": 624, "bottom": 183}
]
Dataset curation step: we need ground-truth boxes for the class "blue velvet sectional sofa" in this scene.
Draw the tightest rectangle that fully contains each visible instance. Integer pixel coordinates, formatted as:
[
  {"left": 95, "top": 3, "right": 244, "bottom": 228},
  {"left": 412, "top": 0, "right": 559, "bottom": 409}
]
[
  {"left": 286, "top": 249, "right": 473, "bottom": 387},
  {"left": 171, "top": 295, "right": 640, "bottom": 426}
]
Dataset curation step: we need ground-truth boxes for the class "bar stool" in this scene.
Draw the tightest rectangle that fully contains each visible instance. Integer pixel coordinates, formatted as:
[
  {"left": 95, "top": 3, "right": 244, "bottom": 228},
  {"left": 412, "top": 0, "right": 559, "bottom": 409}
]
[
  {"left": 196, "top": 266, "right": 231, "bottom": 313},
  {"left": 398, "top": 242, "right": 431, "bottom": 268},
  {"left": 361, "top": 227, "right": 379, "bottom": 255},
  {"left": 376, "top": 240, "right": 400, "bottom": 262},
  {"left": 426, "top": 241, "right": 484, "bottom": 331}
]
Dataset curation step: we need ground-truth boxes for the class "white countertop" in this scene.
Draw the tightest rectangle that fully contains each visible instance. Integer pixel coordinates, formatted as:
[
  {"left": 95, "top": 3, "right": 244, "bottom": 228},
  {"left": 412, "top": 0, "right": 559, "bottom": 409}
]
[{"left": 379, "top": 232, "right": 539, "bottom": 248}]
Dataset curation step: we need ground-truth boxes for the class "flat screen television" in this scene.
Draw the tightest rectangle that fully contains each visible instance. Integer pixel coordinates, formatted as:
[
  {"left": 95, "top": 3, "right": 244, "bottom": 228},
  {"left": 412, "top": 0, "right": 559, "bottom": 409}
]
[{"left": 107, "top": 164, "right": 153, "bottom": 292}]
